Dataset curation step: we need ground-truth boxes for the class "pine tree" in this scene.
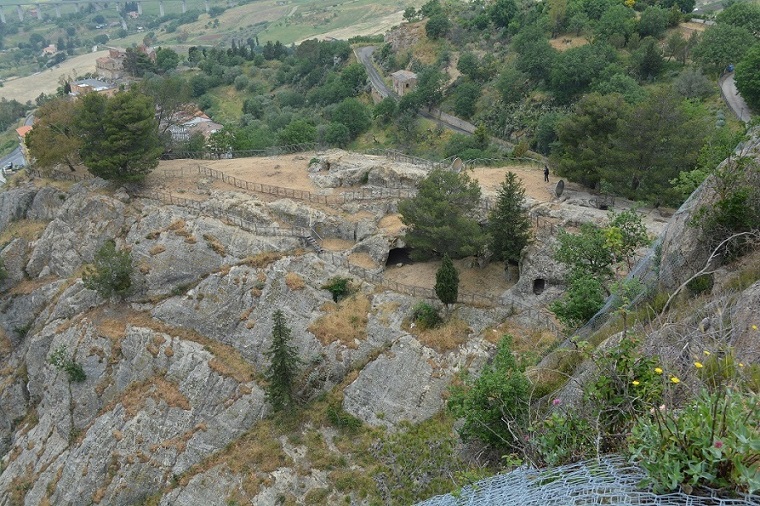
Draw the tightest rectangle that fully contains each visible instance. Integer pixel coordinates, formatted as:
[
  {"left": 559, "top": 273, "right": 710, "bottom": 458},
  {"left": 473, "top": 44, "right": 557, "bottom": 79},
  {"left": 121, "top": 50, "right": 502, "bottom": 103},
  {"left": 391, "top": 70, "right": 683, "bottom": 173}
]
[
  {"left": 435, "top": 254, "right": 459, "bottom": 312},
  {"left": 487, "top": 171, "right": 531, "bottom": 265},
  {"left": 265, "top": 310, "right": 301, "bottom": 411}
]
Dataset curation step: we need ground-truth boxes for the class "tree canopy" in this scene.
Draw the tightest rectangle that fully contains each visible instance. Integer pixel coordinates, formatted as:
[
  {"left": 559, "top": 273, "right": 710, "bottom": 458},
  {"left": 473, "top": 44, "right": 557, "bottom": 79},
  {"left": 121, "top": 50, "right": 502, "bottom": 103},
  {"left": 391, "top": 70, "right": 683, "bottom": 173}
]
[
  {"left": 399, "top": 169, "right": 487, "bottom": 260},
  {"left": 487, "top": 171, "right": 531, "bottom": 265},
  {"left": 26, "top": 98, "right": 82, "bottom": 172},
  {"left": 76, "top": 90, "right": 162, "bottom": 183}
]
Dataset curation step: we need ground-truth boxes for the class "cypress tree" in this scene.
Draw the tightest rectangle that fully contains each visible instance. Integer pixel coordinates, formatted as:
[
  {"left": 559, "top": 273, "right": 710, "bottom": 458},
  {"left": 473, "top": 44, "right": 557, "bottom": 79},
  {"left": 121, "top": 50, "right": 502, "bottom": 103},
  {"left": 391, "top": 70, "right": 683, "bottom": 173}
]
[
  {"left": 265, "top": 310, "right": 301, "bottom": 411},
  {"left": 435, "top": 254, "right": 459, "bottom": 312},
  {"left": 487, "top": 171, "right": 531, "bottom": 265}
]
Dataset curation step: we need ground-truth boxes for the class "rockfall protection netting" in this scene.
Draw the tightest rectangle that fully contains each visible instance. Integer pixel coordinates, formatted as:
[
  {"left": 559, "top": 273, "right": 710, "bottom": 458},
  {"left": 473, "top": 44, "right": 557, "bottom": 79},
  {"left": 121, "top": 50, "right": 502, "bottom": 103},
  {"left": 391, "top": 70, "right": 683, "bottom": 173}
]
[{"left": 415, "top": 455, "right": 760, "bottom": 506}]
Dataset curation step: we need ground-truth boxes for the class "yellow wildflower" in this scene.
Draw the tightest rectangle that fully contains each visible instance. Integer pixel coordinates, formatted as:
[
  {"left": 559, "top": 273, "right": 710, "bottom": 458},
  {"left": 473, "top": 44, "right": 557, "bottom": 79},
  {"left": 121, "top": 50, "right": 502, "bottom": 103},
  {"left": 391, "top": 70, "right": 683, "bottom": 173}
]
[
  {"left": 654, "top": 367, "right": 663, "bottom": 375},
  {"left": 694, "top": 362, "right": 703, "bottom": 369},
  {"left": 753, "top": 325, "right": 758, "bottom": 331},
  {"left": 739, "top": 363, "right": 745, "bottom": 368},
  {"left": 704, "top": 350, "right": 711, "bottom": 356},
  {"left": 632, "top": 380, "right": 640, "bottom": 386},
  {"left": 670, "top": 376, "right": 681, "bottom": 384}
]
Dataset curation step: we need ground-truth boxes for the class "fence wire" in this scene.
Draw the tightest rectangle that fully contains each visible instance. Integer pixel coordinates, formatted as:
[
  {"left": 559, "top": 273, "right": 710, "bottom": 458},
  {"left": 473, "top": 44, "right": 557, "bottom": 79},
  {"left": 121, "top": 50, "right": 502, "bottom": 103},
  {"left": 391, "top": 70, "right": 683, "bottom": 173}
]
[{"left": 416, "top": 455, "right": 760, "bottom": 506}]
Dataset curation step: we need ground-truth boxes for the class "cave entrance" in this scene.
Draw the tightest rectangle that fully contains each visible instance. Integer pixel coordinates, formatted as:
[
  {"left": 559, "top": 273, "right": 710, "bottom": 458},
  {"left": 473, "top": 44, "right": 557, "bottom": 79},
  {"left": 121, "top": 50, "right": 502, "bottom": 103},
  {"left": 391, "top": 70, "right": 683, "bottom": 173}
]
[
  {"left": 386, "top": 247, "right": 412, "bottom": 266},
  {"left": 533, "top": 278, "right": 546, "bottom": 295}
]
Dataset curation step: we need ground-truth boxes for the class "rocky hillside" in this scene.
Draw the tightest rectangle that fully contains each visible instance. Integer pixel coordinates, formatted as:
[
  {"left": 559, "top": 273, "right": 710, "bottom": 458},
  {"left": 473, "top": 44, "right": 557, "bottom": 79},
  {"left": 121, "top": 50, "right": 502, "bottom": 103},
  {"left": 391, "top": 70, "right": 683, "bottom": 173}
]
[{"left": 0, "top": 141, "right": 757, "bottom": 504}]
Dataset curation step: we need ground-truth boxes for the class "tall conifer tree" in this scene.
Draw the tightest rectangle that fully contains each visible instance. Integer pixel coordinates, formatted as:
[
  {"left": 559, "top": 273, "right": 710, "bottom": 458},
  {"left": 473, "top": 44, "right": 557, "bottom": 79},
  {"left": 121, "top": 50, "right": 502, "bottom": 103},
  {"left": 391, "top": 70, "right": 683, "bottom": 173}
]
[{"left": 265, "top": 310, "right": 301, "bottom": 411}]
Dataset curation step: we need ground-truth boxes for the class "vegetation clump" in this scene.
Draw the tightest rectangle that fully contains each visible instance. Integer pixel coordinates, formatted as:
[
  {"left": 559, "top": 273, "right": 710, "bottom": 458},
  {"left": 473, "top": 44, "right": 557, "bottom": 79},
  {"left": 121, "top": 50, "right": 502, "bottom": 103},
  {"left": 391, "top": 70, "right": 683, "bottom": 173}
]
[
  {"left": 49, "top": 345, "right": 86, "bottom": 382},
  {"left": 83, "top": 240, "right": 133, "bottom": 299},
  {"left": 264, "top": 310, "right": 301, "bottom": 411}
]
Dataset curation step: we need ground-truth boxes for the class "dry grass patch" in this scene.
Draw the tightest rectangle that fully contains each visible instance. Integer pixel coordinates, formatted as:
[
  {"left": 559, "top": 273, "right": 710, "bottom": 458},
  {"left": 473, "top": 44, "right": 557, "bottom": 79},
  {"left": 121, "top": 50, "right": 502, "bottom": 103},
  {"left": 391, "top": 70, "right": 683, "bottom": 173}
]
[
  {"left": 349, "top": 251, "right": 378, "bottom": 269},
  {"left": 6, "top": 275, "right": 59, "bottom": 297},
  {"left": 202, "top": 234, "right": 226, "bottom": 256},
  {"left": 124, "top": 310, "right": 256, "bottom": 384},
  {"left": 0, "top": 219, "right": 48, "bottom": 245},
  {"left": 412, "top": 317, "right": 472, "bottom": 353},
  {"left": 285, "top": 272, "right": 305, "bottom": 290},
  {"left": 309, "top": 294, "right": 372, "bottom": 348},
  {"left": 242, "top": 251, "right": 284, "bottom": 268},
  {"left": 148, "top": 244, "right": 166, "bottom": 256},
  {"left": 378, "top": 214, "right": 405, "bottom": 235},
  {"left": 549, "top": 34, "right": 589, "bottom": 51},
  {"left": 178, "top": 419, "right": 290, "bottom": 487},
  {"left": 118, "top": 376, "right": 191, "bottom": 418},
  {"left": 321, "top": 238, "right": 354, "bottom": 251}
]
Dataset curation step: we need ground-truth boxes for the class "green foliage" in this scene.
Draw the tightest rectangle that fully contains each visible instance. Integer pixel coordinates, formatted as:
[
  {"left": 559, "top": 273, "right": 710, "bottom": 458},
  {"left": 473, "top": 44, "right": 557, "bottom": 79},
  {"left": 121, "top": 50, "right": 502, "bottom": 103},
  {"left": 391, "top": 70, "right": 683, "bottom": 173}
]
[
  {"left": 425, "top": 13, "right": 451, "bottom": 39},
  {"left": 549, "top": 273, "right": 606, "bottom": 329},
  {"left": 265, "top": 310, "right": 301, "bottom": 412},
  {"left": 555, "top": 223, "right": 614, "bottom": 279},
  {"left": 322, "top": 277, "right": 350, "bottom": 303},
  {"left": 686, "top": 273, "right": 714, "bottom": 296},
  {"left": 331, "top": 98, "right": 371, "bottom": 138},
  {"left": 372, "top": 417, "right": 465, "bottom": 504},
  {"left": 550, "top": 43, "right": 617, "bottom": 103},
  {"left": 411, "top": 302, "right": 442, "bottom": 330},
  {"left": 487, "top": 171, "right": 531, "bottom": 265},
  {"left": 692, "top": 24, "right": 756, "bottom": 75},
  {"left": 735, "top": 44, "right": 760, "bottom": 112},
  {"left": 278, "top": 118, "right": 317, "bottom": 145},
  {"left": 452, "top": 81, "right": 481, "bottom": 119},
  {"left": 716, "top": 1, "right": 760, "bottom": 35},
  {"left": 399, "top": 169, "right": 487, "bottom": 259},
  {"left": 606, "top": 209, "right": 649, "bottom": 269},
  {"left": 531, "top": 411, "right": 595, "bottom": 467},
  {"left": 447, "top": 335, "right": 530, "bottom": 450},
  {"left": 373, "top": 97, "right": 397, "bottom": 125},
  {"left": 434, "top": 254, "right": 459, "bottom": 308},
  {"left": 638, "top": 5, "right": 668, "bottom": 38},
  {"left": 630, "top": 388, "right": 760, "bottom": 495},
  {"left": 83, "top": 240, "right": 133, "bottom": 299},
  {"left": 0, "top": 257, "right": 6, "bottom": 283},
  {"left": 326, "top": 403, "right": 362, "bottom": 431},
  {"left": 585, "top": 336, "right": 663, "bottom": 450},
  {"left": 49, "top": 345, "right": 87, "bottom": 382},
  {"left": 76, "top": 90, "right": 162, "bottom": 183}
]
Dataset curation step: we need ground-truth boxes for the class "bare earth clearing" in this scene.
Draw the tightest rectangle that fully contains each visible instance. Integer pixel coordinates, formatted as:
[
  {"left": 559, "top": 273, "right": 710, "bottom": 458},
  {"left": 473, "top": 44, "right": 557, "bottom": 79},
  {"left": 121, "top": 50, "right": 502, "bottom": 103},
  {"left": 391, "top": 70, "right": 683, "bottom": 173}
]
[
  {"left": 0, "top": 50, "right": 107, "bottom": 103},
  {"left": 141, "top": 154, "right": 559, "bottom": 297}
]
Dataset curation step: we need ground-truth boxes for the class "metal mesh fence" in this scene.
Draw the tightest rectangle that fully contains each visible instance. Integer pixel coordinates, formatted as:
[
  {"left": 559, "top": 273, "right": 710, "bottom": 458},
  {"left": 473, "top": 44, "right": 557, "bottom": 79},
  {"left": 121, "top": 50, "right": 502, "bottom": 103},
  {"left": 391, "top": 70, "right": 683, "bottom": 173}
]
[{"left": 416, "top": 455, "right": 760, "bottom": 506}]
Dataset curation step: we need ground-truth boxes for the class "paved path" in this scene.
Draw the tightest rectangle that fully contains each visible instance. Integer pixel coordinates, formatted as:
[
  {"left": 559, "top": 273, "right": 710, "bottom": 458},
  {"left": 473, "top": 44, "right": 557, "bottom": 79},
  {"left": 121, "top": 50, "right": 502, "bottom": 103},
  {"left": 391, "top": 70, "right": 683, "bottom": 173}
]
[
  {"left": 355, "top": 46, "right": 392, "bottom": 99},
  {"left": 720, "top": 73, "right": 752, "bottom": 123}
]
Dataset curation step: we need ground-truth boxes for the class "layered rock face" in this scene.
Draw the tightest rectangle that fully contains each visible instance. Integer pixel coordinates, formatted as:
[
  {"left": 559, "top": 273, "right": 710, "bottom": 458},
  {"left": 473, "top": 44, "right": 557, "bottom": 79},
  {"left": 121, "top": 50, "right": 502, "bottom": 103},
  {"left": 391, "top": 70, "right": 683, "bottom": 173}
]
[{"left": 0, "top": 175, "right": 505, "bottom": 505}]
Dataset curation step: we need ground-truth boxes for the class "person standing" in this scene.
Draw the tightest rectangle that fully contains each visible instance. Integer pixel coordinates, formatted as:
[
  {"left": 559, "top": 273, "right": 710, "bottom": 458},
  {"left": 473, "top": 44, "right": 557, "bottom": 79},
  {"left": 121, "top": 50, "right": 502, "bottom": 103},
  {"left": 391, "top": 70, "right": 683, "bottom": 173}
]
[{"left": 544, "top": 165, "right": 550, "bottom": 182}]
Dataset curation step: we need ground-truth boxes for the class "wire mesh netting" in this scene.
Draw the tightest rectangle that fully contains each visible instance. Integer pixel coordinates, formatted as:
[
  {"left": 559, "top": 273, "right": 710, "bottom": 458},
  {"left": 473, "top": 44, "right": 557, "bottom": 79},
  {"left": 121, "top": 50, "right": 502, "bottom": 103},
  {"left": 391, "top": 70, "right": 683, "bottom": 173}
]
[{"left": 415, "top": 455, "right": 760, "bottom": 506}]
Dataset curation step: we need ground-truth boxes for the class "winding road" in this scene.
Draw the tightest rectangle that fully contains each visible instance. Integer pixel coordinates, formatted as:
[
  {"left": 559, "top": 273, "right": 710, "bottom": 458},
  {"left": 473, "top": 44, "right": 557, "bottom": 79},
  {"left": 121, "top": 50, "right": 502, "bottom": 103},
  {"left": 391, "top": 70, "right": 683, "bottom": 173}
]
[{"left": 720, "top": 73, "right": 752, "bottom": 123}]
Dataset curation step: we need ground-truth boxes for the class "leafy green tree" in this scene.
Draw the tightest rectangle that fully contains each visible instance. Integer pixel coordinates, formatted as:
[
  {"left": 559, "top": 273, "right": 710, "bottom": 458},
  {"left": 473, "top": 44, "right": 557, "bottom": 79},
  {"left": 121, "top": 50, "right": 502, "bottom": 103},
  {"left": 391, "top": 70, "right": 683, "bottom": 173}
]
[
  {"left": 447, "top": 335, "right": 530, "bottom": 450},
  {"left": 452, "top": 81, "right": 481, "bottom": 119},
  {"left": 435, "top": 254, "right": 459, "bottom": 310},
  {"left": 674, "top": 67, "right": 714, "bottom": 100},
  {"left": 555, "top": 222, "right": 615, "bottom": 280},
  {"left": 716, "top": 1, "right": 760, "bottom": 35},
  {"left": 138, "top": 74, "right": 192, "bottom": 137},
  {"left": 606, "top": 209, "right": 649, "bottom": 269},
  {"left": 26, "top": 97, "right": 82, "bottom": 172},
  {"left": 552, "top": 92, "right": 630, "bottom": 188},
  {"left": 533, "top": 112, "right": 564, "bottom": 155},
  {"left": 278, "top": 118, "right": 317, "bottom": 145},
  {"left": 331, "top": 98, "right": 371, "bottom": 138},
  {"left": 155, "top": 47, "right": 180, "bottom": 73},
  {"left": 487, "top": 172, "right": 531, "bottom": 265},
  {"left": 456, "top": 52, "right": 481, "bottom": 81},
  {"left": 692, "top": 24, "right": 756, "bottom": 75},
  {"left": 735, "top": 45, "right": 760, "bottom": 112},
  {"left": 83, "top": 239, "right": 133, "bottom": 298},
  {"left": 664, "top": 31, "right": 689, "bottom": 64},
  {"left": 592, "top": 71, "right": 646, "bottom": 104},
  {"left": 319, "top": 122, "right": 351, "bottom": 147},
  {"left": 415, "top": 67, "right": 447, "bottom": 109},
  {"left": 496, "top": 64, "right": 529, "bottom": 104},
  {"left": 265, "top": 310, "right": 301, "bottom": 411},
  {"left": 516, "top": 37, "right": 557, "bottom": 83},
  {"left": 595, "top": 4, "right": 636, "bottom": 46},
  {"left": 399, "top": 169, "right": 487, "bottom": 260},
  {"left": 403, "top": 6, "right": 419, "bottom": 22},
  {"left": 638, "top": 6, "right": 668, "bottom": 39},
  {"left": 489, "top": 0, "right": 518, "bottom": 28},
  {"left": 632, "top": 36, "right": 664, "bottom": 80},
  {"left": 662, "top": 0, "right": 695, "bottom": 13},
  {"left": 549, "top": 273, "right": 606, "bottom": 328},
  {"left": 373, "top": 97, "right": 397, "bottom": 124},
  {"left": 548, "top": 0, "right": 568, "bottom": 36},
  {"left": 550, "top": 43, "right": 617, "bottom": 103},
  {"left": 606, "top": 88, "right": 707, "bottom": 203},
  {"left": 77, "top": 91, "right": 162, "bottom": 183},
  {"left": 425, "top": 13, "right": 451, "bottom": 39}
]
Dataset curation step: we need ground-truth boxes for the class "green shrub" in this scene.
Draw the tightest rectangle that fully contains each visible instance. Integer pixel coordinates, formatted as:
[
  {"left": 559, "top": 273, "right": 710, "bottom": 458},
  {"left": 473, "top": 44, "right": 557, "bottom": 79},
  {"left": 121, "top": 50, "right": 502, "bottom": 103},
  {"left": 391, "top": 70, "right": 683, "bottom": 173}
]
[
  {"left": 411, "top": 302, "right": 442, "bottom": 330},
  {"left": 326, "top": 403, "right": 362, "bottom": 431},
  {"left": 83, "top": 240, "right": 133, "bottom": 298},
  {"left": 447, "top": 335, "right": 530, "bottom": 451},
  {"left": 49, "top": 345, "right": 86, "bottom": 382},
  {"left": 549, "top": 274, "right": 606, "bottom": 329},
  {"left": 532, "top": 411, "right": 595, "bottom": 466},
  {"left": 0, "top": 257, "right": 6, "bottom": 283},
  {"left": 630, "top": 388, "right": 760, "bottom": 495},
  {"left": 322, "top": 277, "right": 350, "bottom": 303},
  {"left": 687, "top": 273, "right": 714, "bottom": 296}
]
